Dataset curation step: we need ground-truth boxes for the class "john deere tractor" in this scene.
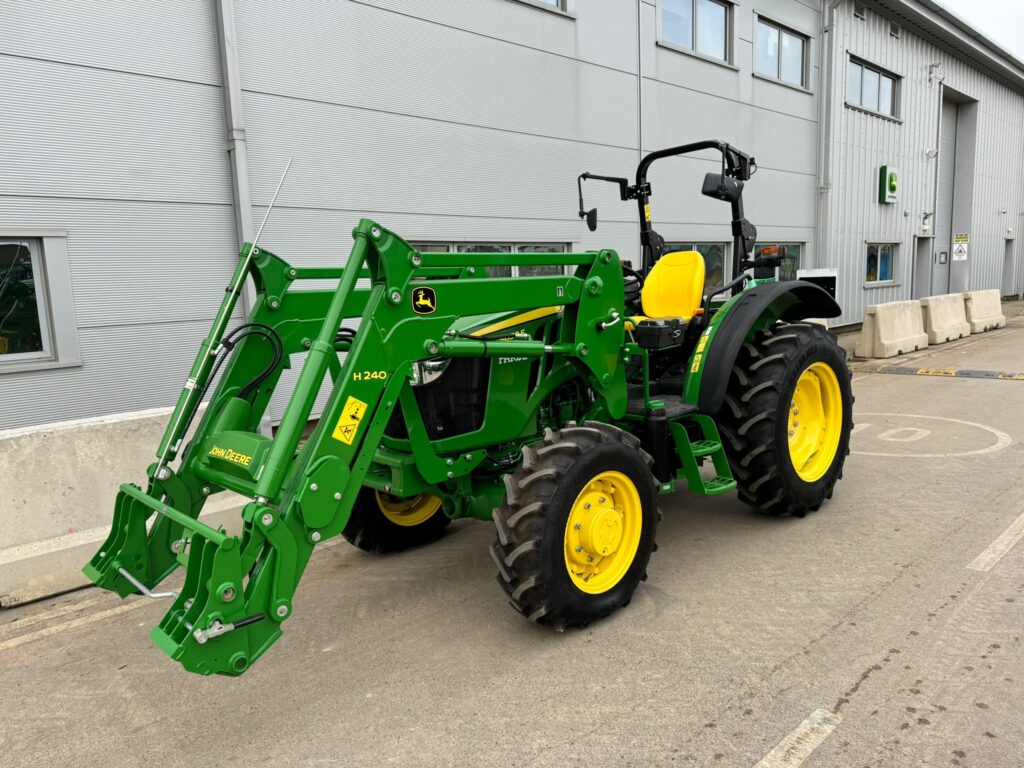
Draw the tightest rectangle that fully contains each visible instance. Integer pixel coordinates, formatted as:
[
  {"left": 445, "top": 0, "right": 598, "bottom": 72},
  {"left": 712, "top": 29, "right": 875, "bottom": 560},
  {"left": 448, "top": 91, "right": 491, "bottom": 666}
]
[{"left": 85, "top": 141, "right": 852, "bottom": 676}]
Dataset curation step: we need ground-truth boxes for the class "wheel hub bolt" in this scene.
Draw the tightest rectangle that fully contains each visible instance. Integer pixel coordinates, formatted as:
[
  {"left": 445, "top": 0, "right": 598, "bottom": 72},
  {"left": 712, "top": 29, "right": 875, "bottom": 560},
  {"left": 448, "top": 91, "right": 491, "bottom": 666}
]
[
  {"left": 575, "top": 545, "right": 583, "bottom": 553},
  {"left": 574, "top": 523, "right": 582, "bottom": 530}
]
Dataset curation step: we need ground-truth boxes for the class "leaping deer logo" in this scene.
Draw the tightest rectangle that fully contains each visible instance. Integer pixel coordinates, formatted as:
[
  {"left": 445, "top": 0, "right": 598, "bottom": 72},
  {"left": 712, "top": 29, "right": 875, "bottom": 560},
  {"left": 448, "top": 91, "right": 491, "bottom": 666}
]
[{"left": 413, "top": 287, "right": 437, "bottom": 314}]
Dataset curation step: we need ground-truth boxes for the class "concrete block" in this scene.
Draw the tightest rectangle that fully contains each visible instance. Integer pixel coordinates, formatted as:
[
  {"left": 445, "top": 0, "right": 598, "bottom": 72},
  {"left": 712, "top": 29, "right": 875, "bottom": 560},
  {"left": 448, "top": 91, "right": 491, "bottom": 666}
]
[
  {"left": 963, "top": 289, "right": 1007, "bottom": 333},
  {"left": 920, "top": 294, "right": 971, "bottom": 344},
  {"left": 854, "top": 301, "right": 929, "bottom": 359},
  {"left": 0, "top": 406, "right": 244, "bottom": 607}
]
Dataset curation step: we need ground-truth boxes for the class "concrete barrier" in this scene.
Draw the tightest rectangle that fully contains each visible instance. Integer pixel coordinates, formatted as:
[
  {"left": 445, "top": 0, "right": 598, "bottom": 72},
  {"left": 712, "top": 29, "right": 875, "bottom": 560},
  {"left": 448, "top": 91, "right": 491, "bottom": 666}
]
[
  {"left": 0, "top": 407, "right": 244, "bottom": 607},
  {"left": 920, "top": 294, "right": 971, "bottom": 344},
  {"left": 855, "top": 300, "right": 929, "bottom": 358},
  {"left": 963, "top": 289, "right": 1007, "bottom": 333}
]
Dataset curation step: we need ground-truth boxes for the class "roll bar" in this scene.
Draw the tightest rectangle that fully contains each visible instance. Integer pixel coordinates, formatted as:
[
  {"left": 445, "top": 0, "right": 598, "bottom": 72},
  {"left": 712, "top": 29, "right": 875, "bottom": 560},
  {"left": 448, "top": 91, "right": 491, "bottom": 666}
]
[{"left": 578, "top": 140, "right": 759, "bottom": 279}]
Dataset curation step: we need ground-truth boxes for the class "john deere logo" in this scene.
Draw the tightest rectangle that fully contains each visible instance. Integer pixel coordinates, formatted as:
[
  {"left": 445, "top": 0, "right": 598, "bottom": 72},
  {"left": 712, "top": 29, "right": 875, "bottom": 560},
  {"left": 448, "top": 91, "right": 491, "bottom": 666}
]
[
  {"left": 412, "top": 287, "right": 436, "bottom": 315},
  {"left": 879, "top": 165, "right": 899, "bottom": 204}
]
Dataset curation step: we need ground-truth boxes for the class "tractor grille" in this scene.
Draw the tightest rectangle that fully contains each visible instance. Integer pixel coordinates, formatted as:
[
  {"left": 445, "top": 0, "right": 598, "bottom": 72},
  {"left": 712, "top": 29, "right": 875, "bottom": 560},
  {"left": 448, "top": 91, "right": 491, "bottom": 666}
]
[{"left": 384, "top": 357, "right": 491, "bottom": 440}]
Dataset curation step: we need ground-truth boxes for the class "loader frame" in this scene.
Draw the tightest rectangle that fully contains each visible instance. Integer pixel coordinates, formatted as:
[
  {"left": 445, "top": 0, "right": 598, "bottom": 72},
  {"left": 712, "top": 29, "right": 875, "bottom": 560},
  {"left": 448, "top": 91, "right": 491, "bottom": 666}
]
[{"left": 86, "top": 219, "right": 642, "bottom": 675}]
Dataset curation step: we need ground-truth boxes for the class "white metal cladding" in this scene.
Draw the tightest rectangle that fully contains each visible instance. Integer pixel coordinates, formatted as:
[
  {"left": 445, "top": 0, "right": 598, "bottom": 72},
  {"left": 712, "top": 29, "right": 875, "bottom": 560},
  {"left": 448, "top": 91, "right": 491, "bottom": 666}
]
[
  {"left": 0, "top": 0, "right": 221, "bottom": 85},
  {"left": 821, "top": 0, "right": 1024, "bottom": 324},
  {"left": 2, "top": 0, "right": 1024, "bottom": 432},
  {"left": 0, "top": 1, "right": 236, "bottom": 429},
  {"left": 640, "top": 0, "right": 821, "bottom": 274}
]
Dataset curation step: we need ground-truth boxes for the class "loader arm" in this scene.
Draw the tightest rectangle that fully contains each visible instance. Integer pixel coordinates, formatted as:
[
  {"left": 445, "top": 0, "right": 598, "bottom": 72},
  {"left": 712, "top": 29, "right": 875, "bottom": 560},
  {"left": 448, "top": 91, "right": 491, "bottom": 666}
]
[{"left": 84, "top": 219, "right": 626, "bottom": 675}]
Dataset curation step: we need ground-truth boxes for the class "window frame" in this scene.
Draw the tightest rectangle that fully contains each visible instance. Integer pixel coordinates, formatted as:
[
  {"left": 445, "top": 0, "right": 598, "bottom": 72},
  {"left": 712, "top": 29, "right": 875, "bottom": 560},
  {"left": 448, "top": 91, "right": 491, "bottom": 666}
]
[
  {"left": 0, "top": 229, "right": 81, "bottom": 374},
  {"left": 657, "top": 0, "right": 736, "bottom": 68},
  {"left": 409, "top": 242, "right": 573, "bottom": 279},
  {"left": 846, "top": 56, "right": 901, "bottom": 119},
  {"left": 864, "top": 242, "right": 899, "bottom": 286},
  {"left": 0, "top": 238, "right": 52, "bottom": 364},
  {"left": 753, "top": 15, "right": 811, "bottom": 92},
  {"left": 509, "top": 0, "right": 576, "bottom": 18}
]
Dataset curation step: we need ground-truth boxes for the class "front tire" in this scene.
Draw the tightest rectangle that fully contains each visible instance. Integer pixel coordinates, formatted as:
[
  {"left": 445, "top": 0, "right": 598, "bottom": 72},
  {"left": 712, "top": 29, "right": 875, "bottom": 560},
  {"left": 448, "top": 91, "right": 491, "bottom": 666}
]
[
  {"left": 491, "top": 422, "right": 659, "bottom": 629},
  {"left": 718, "top": 322, "right": 853, "bottom": 517},
  {"left": 341, "top": 488, "right": 450, "bottom": 553}
]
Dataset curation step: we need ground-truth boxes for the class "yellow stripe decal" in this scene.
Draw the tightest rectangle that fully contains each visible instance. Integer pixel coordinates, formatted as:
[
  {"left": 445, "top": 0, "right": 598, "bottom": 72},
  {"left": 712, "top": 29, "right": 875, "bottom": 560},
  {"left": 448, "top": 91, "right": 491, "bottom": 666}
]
[{"left": 469, "top": 306, "right": 561, "bottom": 337}]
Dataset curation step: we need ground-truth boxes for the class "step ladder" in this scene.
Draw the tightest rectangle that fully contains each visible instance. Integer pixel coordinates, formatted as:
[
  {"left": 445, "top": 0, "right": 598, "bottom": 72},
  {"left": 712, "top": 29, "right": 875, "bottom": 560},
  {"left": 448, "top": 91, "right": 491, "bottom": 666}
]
[{"left": 668, "top": 414, "right": 737, "bottom": 495}]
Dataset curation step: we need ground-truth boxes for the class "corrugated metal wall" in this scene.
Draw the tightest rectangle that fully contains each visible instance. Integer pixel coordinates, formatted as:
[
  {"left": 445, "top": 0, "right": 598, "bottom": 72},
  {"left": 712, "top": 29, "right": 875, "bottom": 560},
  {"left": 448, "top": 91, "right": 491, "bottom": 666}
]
[
  {"left": 822, "top": 0, "right": 1024, "bottom": 324},
  {"left": 640, "top": 0, "right": 821, "bottom": 252},
  {"left": 1, "top": 0, "right": 1021, "bottom": 430},
  {"left": 0, "top": 0, "right": 236, "bottom": 429}
]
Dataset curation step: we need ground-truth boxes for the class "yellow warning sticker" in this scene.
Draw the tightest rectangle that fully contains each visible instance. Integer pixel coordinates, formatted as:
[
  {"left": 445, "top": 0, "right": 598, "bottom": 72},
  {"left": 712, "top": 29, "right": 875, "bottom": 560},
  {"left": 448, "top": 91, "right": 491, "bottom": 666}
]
[
  {"left": 644, "top": 203, "right": 651, "bottom": 222},
  {"left": 696, "top": 334, "right": 709, "bottom": 353},
  {"left": 690, "top": 353, "right": 702, "bottom": 373},
  {"left": 332, "top": 396, "right": 368, "bottom": 445}
]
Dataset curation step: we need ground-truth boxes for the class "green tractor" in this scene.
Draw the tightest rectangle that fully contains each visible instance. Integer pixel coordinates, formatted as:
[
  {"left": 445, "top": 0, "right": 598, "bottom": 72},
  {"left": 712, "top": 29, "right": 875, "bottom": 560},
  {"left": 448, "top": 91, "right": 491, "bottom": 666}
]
[{"left": 85, "top": 141, "right": 852, "bottom": 676}]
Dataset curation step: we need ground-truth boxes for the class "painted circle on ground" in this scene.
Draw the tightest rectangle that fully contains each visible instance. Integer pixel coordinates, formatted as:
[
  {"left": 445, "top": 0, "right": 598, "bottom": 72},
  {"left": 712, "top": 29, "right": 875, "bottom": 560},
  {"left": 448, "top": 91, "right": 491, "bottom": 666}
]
[{"left": 851, "top": 412, "right": 1013, "bottom": 458}]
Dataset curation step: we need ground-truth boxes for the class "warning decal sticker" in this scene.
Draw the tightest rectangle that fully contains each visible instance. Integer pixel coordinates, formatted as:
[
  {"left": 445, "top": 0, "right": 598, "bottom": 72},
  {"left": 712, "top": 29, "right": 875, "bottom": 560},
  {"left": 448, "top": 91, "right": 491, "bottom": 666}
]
[{"left": 332, "top": 396, "right": 368, "bottom": 445}]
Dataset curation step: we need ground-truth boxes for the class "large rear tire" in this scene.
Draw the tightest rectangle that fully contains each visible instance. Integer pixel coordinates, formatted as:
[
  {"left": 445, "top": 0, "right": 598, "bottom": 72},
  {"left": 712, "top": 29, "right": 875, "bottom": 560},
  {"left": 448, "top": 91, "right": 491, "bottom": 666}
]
[
  {"left": 491, "top": 422, "right": 659, "bottom": 629},
  {"left": 341, "top": 487, "right": 450, "bottom": 553},
  {"left": 718, "top": 322, "right": 853, "bottom": 517}
]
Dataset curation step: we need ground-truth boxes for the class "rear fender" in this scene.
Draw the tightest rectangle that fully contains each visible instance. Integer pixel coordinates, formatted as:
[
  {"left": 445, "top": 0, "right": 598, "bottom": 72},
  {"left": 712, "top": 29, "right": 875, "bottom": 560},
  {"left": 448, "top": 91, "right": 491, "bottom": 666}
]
[{"left": 684, "top": 281, "right": 841, "bottom": 413}]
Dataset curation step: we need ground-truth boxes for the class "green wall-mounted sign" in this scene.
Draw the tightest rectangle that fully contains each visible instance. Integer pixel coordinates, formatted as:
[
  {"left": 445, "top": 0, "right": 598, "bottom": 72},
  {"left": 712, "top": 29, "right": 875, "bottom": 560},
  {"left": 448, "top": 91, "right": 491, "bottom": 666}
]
[{"left": 879, "top": 165, "right": 899, "bottom": 204}]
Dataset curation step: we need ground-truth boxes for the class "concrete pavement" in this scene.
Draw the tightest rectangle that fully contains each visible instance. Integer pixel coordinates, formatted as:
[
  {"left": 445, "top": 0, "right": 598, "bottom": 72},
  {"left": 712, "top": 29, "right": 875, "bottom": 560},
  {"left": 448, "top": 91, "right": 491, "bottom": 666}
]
[{"left": 1, "top": 311, "right": 1022, "bottom": 768}]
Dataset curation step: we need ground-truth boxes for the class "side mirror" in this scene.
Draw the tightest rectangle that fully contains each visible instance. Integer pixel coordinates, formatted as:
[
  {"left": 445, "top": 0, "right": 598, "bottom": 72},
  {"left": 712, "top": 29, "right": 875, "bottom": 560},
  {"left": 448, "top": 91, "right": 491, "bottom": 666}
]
[
  {"left": 584, "top": 208, "right": 598, "bottom": 231},
  {"left": 701, "top": 172, "right": 743, "bottom": 204}
]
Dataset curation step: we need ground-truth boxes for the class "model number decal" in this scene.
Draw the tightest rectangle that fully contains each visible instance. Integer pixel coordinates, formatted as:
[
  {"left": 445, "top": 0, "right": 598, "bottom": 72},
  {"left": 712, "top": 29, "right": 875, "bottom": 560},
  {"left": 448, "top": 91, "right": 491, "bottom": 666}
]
[{"left": 352, "top": 370, "right": 388, "bottom": 381}]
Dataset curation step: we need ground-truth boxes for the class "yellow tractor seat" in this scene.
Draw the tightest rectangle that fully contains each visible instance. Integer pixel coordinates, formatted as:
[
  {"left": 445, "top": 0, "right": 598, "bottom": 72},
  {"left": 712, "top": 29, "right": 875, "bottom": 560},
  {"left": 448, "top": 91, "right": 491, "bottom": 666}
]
[{"left": 628, "top": 250, "right": 706, "bottom": 328}]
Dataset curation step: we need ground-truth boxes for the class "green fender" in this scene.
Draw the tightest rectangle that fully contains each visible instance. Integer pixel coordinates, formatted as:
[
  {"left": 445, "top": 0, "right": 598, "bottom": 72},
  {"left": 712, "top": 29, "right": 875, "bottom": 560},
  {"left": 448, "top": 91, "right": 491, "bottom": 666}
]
[{"left": 683, "top": 281, "right": 841, "bottom": 413}]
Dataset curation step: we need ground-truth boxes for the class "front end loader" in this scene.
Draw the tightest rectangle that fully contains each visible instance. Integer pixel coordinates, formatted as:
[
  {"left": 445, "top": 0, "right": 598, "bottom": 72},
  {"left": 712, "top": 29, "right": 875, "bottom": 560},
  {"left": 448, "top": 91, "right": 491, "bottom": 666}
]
[{"left": 85, "top": 141, "right": 852, "bottom": 676}]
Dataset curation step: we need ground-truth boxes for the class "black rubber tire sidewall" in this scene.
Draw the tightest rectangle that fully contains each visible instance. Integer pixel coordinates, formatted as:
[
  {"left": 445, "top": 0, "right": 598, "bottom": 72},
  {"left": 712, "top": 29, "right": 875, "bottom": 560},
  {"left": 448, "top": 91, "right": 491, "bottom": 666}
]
[
  {"left": 537, "top": 441, "right": 658, "bottom": 624},
  {"left": 341, "top": 487, "right": 450, "bottom": 553}
]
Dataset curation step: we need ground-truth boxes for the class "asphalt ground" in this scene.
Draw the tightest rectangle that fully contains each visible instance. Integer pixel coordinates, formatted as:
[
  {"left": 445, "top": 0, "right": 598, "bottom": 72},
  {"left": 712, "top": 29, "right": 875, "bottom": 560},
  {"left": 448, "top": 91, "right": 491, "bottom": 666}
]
[{"left": 2, "top": 306, "right": 1022, "bottom": 768}]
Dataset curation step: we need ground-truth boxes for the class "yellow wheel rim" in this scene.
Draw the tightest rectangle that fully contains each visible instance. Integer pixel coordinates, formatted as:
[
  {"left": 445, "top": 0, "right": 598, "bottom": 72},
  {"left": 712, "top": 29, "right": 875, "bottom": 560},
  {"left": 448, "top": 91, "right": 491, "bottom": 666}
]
[
  {"left": 375, "top": 492, "right": 442, "bottom": 527},
  {"left": 564, "top": 471, "right": 643, "bottom": 594},
  {"left": 788, "top": 361, "right": 843, "bottom": 482}
]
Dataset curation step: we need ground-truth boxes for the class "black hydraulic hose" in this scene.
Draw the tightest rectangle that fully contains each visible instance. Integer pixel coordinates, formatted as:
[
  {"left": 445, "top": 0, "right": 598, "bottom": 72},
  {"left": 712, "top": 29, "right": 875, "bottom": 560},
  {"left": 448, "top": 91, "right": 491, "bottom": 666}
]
[
  {"left": 175, "top": 323, "right": 283, "bottom": 442},
  {"left": 234, "top": 324, "right": 284, "bottom": 401}
]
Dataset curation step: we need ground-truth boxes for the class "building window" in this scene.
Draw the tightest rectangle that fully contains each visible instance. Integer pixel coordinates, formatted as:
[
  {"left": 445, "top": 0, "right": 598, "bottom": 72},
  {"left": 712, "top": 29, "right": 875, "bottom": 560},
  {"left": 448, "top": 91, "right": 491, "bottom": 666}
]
[
  {"left": 847, "top": 58, "right": 898, "bottom": 117},
  {"left": 663, "top": 242, "right": 728, "bottom": 289},
  {"left": 411, "top": 242, "right": 569, "bottom": 279},
  {"left": 865, "top": 243, "right": 896, "bottom": 283},
  {"left": 511, "top": 0, "right": 573, "bottom": 13},
  {"left": 755, "top": 18, "right": 808, "bottom": 88},
  {"left": 0, "top": 239, "right": 48, "bottom": 360},
  {"left": 753, "top": 243, "right": 802, "bottom": 281},
  {"left": 0, "top": 231, "right": 80, "bottom": 373},
  {"left": 661, "top": 0, "right": 731, "bottom": 62}
]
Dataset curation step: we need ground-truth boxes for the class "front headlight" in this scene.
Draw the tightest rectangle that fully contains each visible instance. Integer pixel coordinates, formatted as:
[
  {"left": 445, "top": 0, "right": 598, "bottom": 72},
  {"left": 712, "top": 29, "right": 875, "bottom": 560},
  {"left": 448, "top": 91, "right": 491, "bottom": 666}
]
[{"left": 410, "top": 358, "right": 451, "bottom": 387}]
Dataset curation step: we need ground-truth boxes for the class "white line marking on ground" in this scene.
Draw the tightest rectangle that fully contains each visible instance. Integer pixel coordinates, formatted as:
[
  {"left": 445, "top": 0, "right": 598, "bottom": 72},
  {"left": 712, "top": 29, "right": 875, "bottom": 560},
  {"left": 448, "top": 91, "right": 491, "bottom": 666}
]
[
  {"left": 967, "top": 510, "right": 1024, "bottom": 572},
  {"left": 0, "top": 594, "right": 111, "bottom": 639},
  {"left": 850, "top": 375, "right": 871, "bottom": 383},
  {"left": 877, "top": 427, "right": 931, "bottom": 443},
  {"left": 753, "top": 709, "right": 842, "bottom": 768},
  {"left": 0, "top": 599, "right": 151, "bottom": 653},
  {"left": 851, "top": 413, "right": 1013, "bottom": 458}
]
